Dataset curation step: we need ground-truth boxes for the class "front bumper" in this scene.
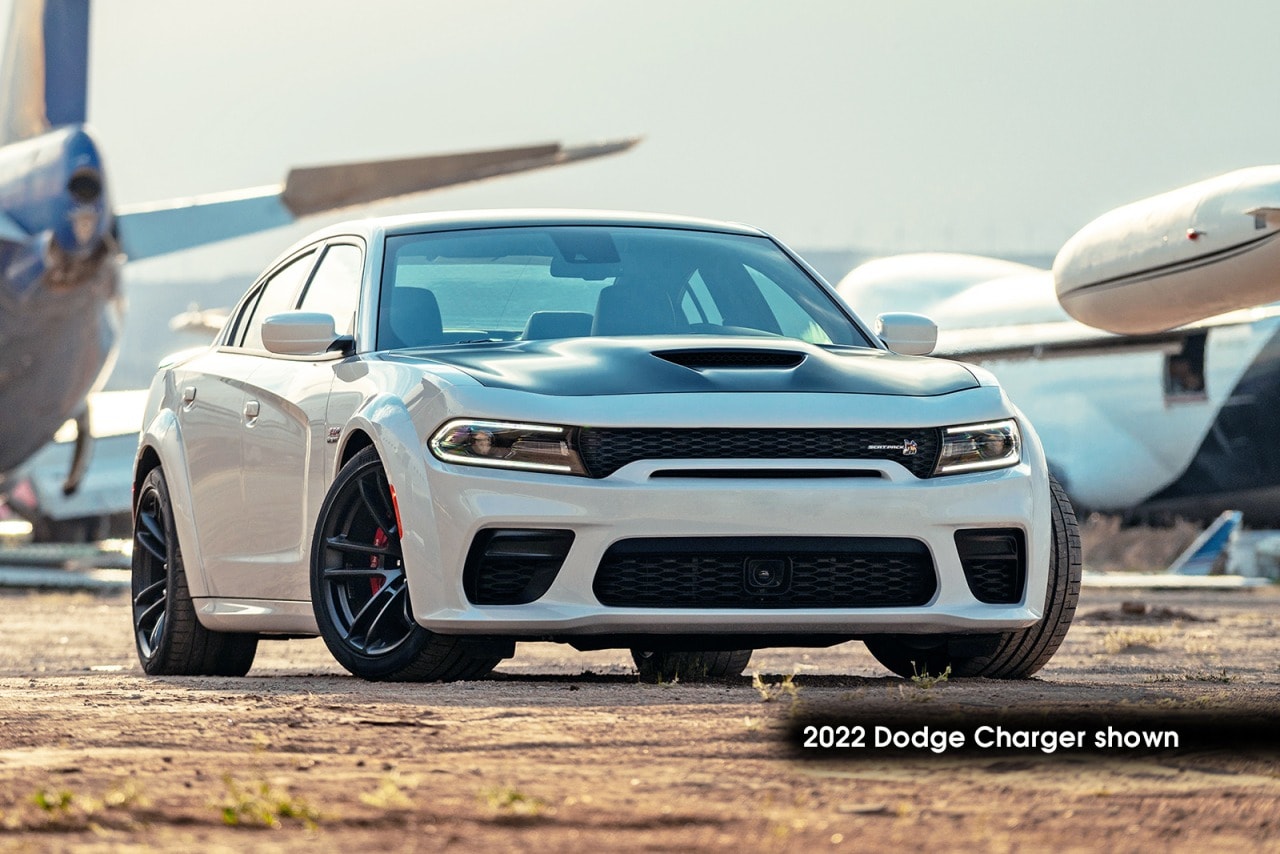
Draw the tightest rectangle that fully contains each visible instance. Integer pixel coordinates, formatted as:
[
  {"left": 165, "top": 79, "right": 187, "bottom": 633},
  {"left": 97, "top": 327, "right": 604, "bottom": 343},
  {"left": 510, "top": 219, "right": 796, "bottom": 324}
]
[{"left": 400, "top": 454, "right": 1050, "bottom": 638}]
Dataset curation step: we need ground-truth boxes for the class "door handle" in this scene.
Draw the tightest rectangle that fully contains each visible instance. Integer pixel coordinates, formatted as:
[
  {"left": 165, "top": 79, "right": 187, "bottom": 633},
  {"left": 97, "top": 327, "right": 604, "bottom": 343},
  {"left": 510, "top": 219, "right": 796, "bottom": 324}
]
[
  {"left": 244, "top": 400, "right": 260, "bottom": 420},
  {"left": 181, "top": 386, "right": 197, "bottom": 405}
]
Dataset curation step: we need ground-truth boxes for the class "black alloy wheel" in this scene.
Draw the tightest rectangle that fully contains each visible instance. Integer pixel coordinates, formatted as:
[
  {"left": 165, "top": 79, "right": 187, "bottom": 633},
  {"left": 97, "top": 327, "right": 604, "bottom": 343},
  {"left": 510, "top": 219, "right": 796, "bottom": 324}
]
[
  {"left": 311, "top": 447, "right": 504, "bottom": 681},
  {"left": 131, "top": 466, "right": 258, "bottom": 676}
]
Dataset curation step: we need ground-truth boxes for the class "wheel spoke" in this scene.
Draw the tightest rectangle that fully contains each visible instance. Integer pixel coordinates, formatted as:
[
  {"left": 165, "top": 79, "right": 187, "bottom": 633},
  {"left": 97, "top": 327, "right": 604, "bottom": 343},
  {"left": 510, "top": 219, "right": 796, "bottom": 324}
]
[
  {"left": 363, "top": 583, "right": 408, "bottom": 653},
  {"left": 148, "top": 610, "right": 166, "bottom": 652},
  {"left": 325, "top": 535, "right": 400, "bottom": 558},
  {"left": 357, "top": 473, "right": 396, "bottom": 536},
  {"left": 346, "top": 576, "right": 401, "bottom": 641},
  {"left": 323, "top": 565, "right": 389, "bottom": 580},
  {"left": 133, "top": 578, "right": 166, "bottom": 609},
  {"left": 135, "top": 511, "right": 167, "bottom": 563},
  {"left": 374, "top": 469, "right": 400, "bottom": 539},
  {"left": 137, "top": 595, "right": 166, "bottom": 629}
]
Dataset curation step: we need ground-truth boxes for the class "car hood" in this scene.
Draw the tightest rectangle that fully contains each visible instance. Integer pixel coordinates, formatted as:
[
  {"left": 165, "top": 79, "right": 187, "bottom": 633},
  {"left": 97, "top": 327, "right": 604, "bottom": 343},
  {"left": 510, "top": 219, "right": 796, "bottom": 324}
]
[{"left": 383, "top": 337, "right": 980, "bottom": 397}]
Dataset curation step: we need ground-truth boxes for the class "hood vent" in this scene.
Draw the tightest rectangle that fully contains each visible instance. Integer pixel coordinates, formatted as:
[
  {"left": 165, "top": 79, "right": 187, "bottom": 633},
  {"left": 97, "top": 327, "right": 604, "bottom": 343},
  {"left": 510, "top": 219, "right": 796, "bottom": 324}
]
[{"left": 653, "top": 349, "right": 806, "bottom": 370}]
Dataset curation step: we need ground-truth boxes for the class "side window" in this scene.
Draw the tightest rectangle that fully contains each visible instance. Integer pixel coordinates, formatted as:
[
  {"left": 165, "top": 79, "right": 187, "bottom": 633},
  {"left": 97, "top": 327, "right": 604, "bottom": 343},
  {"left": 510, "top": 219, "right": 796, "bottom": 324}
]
[
  {"left": 745, "top": 266, "right": 833, "bottom": 344},
  {"left": 223, "top": 286, "right": 263, "bottom": 348},
  {"left": 238, "top": 251, "right": 316, "bottom": 350},
  {"left": 299, "top": 243, "right": 362, "bottom": 336},
  {"left": 679, "top": 270, "right": 723, "bottom": 325}
]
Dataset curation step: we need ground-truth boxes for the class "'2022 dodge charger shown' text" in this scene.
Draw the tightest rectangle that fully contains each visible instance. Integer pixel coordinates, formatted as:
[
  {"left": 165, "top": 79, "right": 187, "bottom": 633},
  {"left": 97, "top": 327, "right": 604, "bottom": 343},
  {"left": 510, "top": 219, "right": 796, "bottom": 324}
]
[{"left": 131, "top": 211, "right": 1079, "bottom": 682}]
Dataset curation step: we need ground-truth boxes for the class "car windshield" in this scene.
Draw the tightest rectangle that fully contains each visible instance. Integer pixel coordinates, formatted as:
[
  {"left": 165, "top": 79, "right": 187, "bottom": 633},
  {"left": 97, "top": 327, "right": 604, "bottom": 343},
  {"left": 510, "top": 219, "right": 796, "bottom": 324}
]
[{"left": 377, "top": 225, "right": 871, "bottom": 349}]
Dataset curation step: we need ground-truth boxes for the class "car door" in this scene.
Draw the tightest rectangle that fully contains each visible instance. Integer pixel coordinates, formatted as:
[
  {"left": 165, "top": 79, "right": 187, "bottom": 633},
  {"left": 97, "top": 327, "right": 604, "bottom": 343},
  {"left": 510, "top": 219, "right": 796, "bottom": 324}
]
[
  {"left": 235, "top": 240, "right": 364, "bottom": 601},
  {"left": 178, "top": 248, "right": 316, "bottom": 595}
]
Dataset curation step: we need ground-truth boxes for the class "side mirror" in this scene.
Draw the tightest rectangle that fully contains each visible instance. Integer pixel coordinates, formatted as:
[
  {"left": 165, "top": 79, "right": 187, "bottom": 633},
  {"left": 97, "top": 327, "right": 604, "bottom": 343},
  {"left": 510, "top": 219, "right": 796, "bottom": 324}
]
[
  {"left": 261, "top": 311, "right": 339, "bottom": 356},
  {"left": 875, "top": 312, "right": 937, "bottom": 356}
]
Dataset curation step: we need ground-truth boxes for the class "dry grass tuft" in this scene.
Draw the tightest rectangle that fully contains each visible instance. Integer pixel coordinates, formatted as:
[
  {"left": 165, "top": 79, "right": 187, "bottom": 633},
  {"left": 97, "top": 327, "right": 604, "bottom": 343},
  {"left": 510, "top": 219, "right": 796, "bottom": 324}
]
[{"left": 1079, "top": 514, "right": 1202, "bottom": 572}]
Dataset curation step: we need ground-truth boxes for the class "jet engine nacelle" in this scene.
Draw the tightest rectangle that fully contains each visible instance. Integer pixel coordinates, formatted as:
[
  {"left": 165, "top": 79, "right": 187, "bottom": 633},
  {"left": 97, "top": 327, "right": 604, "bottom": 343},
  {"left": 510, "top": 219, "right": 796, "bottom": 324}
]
[
  {"left": 1054, "top": 166, "right": 1280, "bottom": 335},
  {"left": 0, "top": 124, "right": 112, "bottom": 294}
]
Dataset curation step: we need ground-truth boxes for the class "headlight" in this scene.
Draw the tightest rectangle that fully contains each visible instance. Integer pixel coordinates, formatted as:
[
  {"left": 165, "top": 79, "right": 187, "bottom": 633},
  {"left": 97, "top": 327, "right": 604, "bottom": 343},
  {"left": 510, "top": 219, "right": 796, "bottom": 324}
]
[
  {"left": 429, "top": 419, "right": 587, "bottom": 475},
  {"left": 935, "top": 420, "right": 1021, "bottom": 475}
]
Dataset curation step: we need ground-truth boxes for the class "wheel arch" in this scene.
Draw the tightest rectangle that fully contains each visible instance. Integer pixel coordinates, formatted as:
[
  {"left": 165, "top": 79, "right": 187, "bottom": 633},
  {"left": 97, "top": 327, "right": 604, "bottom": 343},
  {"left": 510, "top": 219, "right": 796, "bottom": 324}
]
[
  {"left": 336, "top": 428, "right": 375, "bottom": 474},
  {"left": 132, "top": 445, "right": 162, "bottom": 510},
  {"left": 334, "top": 394, "right": 443, "bottom": 609}
]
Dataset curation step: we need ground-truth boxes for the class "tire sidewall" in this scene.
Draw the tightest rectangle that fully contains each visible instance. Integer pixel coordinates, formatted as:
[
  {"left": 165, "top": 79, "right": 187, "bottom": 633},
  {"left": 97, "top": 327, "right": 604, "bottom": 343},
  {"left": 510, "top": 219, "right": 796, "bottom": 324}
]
[{"left": 133, "top": 467, "right": 180, "bottom": 675}]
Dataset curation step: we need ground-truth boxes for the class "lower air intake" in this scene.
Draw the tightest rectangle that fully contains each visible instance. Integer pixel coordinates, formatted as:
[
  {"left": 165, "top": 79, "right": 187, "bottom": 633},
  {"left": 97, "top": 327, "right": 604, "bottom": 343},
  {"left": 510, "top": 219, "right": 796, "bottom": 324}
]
[
  {"left": 955, "top": 529, "right": 1025, "bottom": 604},
  {"left": 593, "top": 537, "right": 936, "bottom": 608},
  {"left": 464, "top": 529, "right": 575, "bottom": 605}
]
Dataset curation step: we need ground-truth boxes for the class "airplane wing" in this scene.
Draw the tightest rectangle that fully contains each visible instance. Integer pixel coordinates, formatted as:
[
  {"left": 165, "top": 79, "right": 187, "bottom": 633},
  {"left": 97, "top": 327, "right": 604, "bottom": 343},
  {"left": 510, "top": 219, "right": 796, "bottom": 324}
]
[
  {"left": 937, "top": 305, "right": 1280, "bottom": 362},
  {"left": 114, "top": 137, "right": 640, "bottom": 261},
  {"left": 837, "top": 251, "right": 1280, "bottom": 362}
]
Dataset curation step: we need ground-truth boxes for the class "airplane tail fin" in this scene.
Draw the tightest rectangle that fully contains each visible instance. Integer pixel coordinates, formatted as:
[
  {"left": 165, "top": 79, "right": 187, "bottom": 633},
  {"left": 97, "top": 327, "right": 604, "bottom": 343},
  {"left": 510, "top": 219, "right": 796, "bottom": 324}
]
[
  {"left": 0, "top": 0, "right": 90, "bottom": 145},
  {"left": 1166, "top": 510, "right": 1242, "bottom": 575}
]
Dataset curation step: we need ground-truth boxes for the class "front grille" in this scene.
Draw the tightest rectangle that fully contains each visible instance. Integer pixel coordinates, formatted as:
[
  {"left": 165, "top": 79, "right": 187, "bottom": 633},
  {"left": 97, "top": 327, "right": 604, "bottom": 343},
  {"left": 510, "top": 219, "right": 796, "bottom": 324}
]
[
  {"left": 464, "top": 529, "right": 575, "bottom": 605},
  {"left": 577, "top": 427, "right": 942, "bottom": 478},
  {"left": 955, "top": 529, "right": 1025, "bottom": 604},
  {"left": 593, "top": 537, "right": 937, "bottom": 608}
]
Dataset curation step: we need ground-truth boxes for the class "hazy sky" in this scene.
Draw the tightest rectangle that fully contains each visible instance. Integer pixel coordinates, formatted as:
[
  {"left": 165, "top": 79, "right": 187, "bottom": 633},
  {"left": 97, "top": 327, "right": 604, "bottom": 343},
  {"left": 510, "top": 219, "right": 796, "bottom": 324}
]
[{"left": 18, "top": 0, "right": 1280, "bottom": 278}]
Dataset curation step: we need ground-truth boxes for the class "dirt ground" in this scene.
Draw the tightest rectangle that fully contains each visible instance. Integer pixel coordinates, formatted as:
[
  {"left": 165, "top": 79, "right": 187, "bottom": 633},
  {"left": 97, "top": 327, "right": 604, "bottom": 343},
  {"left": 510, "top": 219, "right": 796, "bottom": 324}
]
[{"left": 0, "top": 584, "right": 1278, "bottom": 852}]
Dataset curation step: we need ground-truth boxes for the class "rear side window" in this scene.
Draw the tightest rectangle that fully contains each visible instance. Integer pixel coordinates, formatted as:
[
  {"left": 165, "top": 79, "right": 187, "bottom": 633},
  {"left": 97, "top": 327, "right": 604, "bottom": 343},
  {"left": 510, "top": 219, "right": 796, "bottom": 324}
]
[{"left": 237, "top": 251, "right": 316, "bottom": 350}]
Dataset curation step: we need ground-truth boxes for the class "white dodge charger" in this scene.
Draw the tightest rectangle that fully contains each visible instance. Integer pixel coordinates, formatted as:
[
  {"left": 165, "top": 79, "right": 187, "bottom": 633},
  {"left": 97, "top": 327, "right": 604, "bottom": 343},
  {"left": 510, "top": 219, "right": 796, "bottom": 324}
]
[{"left": 131, "top": 211, "right": 1079, "bottom": 682}]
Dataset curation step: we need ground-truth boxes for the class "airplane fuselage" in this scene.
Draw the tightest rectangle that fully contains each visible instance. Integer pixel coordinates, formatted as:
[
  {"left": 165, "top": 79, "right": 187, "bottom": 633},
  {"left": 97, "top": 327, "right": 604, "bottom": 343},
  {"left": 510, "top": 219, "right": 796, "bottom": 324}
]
[
  {"left": 1055, "top": 166, "right": 1280, "bottom": 335},
  {"left": 978, "top": 316, "right": 1280, "bottom": 524}
]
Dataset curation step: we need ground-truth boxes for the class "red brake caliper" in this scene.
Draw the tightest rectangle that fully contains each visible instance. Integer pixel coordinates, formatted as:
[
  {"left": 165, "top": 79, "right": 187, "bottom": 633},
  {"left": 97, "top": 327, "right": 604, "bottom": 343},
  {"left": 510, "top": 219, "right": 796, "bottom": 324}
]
[{"left": 370, "top": 528, "right": 388, "bottom": 595}]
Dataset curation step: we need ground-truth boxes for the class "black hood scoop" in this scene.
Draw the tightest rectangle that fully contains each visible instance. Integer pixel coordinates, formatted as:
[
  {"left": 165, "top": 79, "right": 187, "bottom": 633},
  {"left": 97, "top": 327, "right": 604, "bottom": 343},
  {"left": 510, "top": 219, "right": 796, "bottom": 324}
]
[{"left": 653, "top": 349, "right": 806, "bottom": 370}]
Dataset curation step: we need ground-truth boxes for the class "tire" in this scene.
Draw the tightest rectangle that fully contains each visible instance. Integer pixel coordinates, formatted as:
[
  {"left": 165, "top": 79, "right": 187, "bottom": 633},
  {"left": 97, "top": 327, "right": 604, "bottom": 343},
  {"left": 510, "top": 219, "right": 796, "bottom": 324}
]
[
  {"left": 631, "top": 648, "right": 753, "bottom": 683},
  {"left": 131, "top": 466, "right": 258, "bottom": 676},
  {"left": 311, "top": 447, "right": 503, "bottom": 682},
  {"left": 865, "top": 474, "right": 1082, "bottom": 679}
]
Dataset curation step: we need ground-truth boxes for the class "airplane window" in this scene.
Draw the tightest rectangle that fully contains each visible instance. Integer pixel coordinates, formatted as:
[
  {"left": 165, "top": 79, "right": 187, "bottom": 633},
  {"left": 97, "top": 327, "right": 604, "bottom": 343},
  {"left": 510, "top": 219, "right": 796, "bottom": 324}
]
[
  {"left": 1164, "top": 333, "right": 1207, "bottom": 400},
  {"left": 239, "top": 251, "right": 317, "bottom": 350},
  {"left": 299, "top": 244, "right": 362, "bottom": 336}
]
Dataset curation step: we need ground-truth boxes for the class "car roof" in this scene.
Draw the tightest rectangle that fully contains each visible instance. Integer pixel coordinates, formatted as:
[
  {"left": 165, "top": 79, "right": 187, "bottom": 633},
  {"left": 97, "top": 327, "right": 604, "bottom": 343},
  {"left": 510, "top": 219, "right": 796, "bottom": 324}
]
[{"left": 298, "top": 209, "right": 771, "bottom": 245}]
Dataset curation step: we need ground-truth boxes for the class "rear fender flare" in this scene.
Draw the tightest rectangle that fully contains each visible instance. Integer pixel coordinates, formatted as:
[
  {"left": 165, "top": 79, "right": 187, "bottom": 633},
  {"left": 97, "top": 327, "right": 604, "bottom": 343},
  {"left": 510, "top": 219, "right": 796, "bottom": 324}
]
[{"left": 134, "top": 409, "right": 212, "bottom": 600}]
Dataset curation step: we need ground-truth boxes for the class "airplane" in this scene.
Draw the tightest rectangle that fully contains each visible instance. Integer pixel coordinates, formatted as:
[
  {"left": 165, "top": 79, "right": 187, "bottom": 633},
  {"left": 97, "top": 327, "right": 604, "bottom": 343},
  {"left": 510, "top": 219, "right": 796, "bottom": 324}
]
[
  {"left": 1081, "top": 510, "right": 1270, "bottom": 588},
  {"left": 837, "top": 167, "right": 1280, "bottom": 527},
  {"left": 0, "top": 0, "right": 637, "bottom": 539}
]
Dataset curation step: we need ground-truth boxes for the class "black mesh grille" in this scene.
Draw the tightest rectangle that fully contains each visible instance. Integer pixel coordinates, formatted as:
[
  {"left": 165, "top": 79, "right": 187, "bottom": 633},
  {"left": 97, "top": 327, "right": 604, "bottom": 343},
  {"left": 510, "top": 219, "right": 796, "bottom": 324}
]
[
  {"left": 653, "top": 349, "right": 806, "bottom": 369},
  {"left": 593, "top": 537, "right": 936, "bottom": 608},
  {"left": 464, "top": 530, "right": 574, "bottom": 605},
  {"left": 955, "top": 529, "right": 1025, "bottom": 604},
  {"left": 577, "top": 427, "right": 941, "bottom": 479}
]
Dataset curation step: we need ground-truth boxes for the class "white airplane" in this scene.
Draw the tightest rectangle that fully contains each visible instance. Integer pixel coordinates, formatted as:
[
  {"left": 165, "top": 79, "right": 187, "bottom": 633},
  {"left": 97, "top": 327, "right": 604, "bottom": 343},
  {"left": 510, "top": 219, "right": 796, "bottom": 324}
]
[{"left": 839, "top": 167, "right": 1280, "bottom": 526}]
